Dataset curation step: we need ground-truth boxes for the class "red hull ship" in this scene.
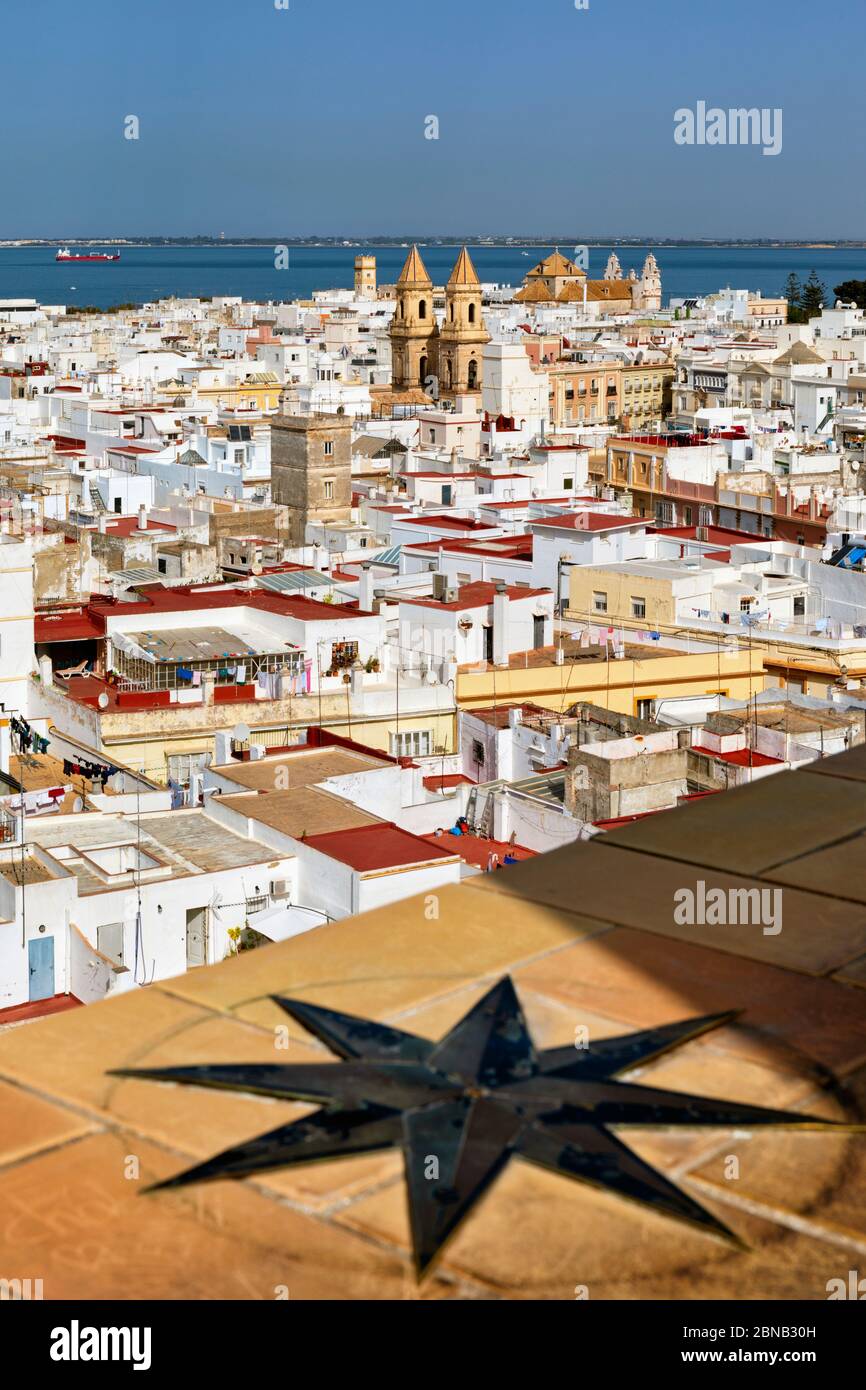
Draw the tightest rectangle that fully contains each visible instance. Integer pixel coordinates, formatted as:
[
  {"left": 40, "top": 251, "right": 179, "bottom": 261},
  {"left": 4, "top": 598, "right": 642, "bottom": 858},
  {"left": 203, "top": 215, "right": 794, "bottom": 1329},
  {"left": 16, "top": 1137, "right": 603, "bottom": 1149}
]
[{"left": 56, "top": 247, "right": 120, "bottom": 262}]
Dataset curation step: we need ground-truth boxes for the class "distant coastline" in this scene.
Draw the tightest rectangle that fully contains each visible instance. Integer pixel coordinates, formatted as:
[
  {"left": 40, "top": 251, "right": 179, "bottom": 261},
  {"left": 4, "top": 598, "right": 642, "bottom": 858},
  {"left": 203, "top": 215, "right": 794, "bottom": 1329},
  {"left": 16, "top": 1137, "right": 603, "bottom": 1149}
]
[
  {"left": 4, "top": 243, "right": 862, "bottom": 313},
  {"left": 3, "top": 237, "right": 866, "bottom": 250}
]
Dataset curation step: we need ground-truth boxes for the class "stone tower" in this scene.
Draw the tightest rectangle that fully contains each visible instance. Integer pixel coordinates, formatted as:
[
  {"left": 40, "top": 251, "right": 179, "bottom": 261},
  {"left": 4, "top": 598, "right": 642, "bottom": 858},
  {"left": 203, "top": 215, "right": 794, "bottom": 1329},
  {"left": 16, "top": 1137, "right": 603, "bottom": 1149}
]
[
  {"left": 639, "top": 252, "right": 662, "bottom": 312},
  {"left": 437, "top": 246, "right": 489, "bottom": 400},
  {"left": 604, "top": 251, "right": 622, "bottom": 280},
  {"left": 354, "top": 255, "right": 376, "bottom": 298},
  {"left": 390, "top": 245, "right": 437, "bottom": 391},
  {"left": 270, "top": 412, "right": 352, "bottom": 546}
]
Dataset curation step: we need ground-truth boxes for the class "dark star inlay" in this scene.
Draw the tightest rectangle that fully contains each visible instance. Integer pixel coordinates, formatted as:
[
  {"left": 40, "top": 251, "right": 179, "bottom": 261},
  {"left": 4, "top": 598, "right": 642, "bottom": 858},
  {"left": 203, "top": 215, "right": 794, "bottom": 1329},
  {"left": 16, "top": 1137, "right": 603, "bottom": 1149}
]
[{"left": 109, "top": 977, "right": 863, "bottom": 1277}]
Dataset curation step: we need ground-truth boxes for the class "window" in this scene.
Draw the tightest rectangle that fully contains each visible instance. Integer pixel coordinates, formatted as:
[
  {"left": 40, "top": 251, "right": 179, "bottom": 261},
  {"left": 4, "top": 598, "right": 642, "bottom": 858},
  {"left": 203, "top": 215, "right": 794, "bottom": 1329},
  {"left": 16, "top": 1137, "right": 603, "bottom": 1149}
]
[
  {"left": 472, "top": 739, "right": 485, "bottom": 766},
  {"left": 390, "top": 729, "right": 432, "bottom": 758},
  {"left": 419, "top": 300, "right": 427, "bottom": 320},
  {"left": 113, "top": 498, "right": 122, "bottom": 513},
  {"left": 793, "top": 595, "right": 806, "bottom": 617},
  {"left": 157, "top": 557, "right": 167, "bottom": 575},
  {"left": 636, "top": 699, "right": 654, "bottom": 720},
  {"left": 323, "top": 479, "right": 334, "bottom": 502},
  {"left": 328, "top": 640, "right": 358, "bottom": 672},
  {"left": 740, "top": 597, "right": 753, "bottom": 613},
  {"left": 323, "top": 440, "right": 334, "bottom": 457},
  {"left": 563, "top": 477, "right": 574, "bottom": 489},
  {"left": 593, "top": 591, "right": 608, "bottom": 614},
  {"left": 631, "top": 596, "right": 646, "bottom": 619},
  {"left": 468, "top": 303, "right": 476, "bottom": 324}
]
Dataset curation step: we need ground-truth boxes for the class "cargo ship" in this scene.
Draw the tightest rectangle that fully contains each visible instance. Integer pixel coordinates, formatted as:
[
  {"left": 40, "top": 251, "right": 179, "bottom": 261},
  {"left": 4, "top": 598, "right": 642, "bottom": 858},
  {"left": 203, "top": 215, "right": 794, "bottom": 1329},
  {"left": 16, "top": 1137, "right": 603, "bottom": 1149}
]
[{"left": 55, "top": 247, "right": 121, "bottom": 262}]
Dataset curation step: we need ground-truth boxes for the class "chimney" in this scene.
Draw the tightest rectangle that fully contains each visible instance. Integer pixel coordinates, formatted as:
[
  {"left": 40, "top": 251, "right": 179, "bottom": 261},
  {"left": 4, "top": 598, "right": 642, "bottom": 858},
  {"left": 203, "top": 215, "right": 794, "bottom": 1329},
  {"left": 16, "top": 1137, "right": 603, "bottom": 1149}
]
[
  {"left": 97, "top": 514, "right": 107, "bottom": 534},
  {"left": 201, "top": 671, "right": 216, "bottom": 705},
  {"left": 492, "top": 585, "right": 510, "bottom": 667},
  {"left": 138, "top": 503, "right": 148, "bottom": 531},
  {"left": 359, "top": 569, "right": 375, "bottom": 611}
]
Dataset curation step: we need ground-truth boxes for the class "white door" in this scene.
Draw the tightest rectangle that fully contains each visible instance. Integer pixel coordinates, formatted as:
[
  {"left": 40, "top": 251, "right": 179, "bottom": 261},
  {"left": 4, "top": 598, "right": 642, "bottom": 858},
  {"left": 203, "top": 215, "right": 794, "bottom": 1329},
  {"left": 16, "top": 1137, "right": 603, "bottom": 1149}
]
[{"left": 186, "top": 907, "right": 207, "bottom": 967}]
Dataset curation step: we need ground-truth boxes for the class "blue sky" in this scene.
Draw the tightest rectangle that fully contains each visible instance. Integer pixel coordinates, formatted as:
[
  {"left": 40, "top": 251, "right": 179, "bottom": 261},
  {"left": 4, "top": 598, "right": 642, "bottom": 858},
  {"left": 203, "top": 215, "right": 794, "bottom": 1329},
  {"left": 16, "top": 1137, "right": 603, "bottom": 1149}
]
[{"left": 2, "top": 0, "right": 864, "bottom": 238}]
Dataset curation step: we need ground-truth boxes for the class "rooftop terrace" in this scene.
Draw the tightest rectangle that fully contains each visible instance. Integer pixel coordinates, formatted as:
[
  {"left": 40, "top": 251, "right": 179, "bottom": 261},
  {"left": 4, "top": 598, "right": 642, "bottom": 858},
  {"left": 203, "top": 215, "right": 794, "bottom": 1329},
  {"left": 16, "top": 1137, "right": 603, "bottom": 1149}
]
[{"left": 1, "top": 744, "right": 864, "bottom": 1297}]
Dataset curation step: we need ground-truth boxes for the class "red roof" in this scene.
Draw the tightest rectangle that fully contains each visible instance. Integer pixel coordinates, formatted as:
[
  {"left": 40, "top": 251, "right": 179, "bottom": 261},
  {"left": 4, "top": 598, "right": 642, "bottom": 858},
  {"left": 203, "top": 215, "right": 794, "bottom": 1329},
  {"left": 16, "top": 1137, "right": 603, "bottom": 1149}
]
[
  {"left": 531, "top": 513, "right": 643, "bottom": 533},
  {"left": 465, "top": 701, "right": 549, "bottom": 729},
  {"left": 57, "top": 674, "right": 172, "bottom": 712},
  {"left": 45, "top": 434, "right": 86, "bottom": 452},
  {"left": 35, "top": 611, "right": 104, "bottom": 644},
  {"left": 691, "top": 745, "right": 782, "bottom": 768},
  {"left": 35, "top": 584, "right": 375, "bottom": 651},
  {"left": 398, "top": 515, "right": 498, "bottom": 532},
  {"left": 302, "top": 823, "right": 459, "bottom": 872},
  {"left": 400, "top": 581, "right": 550, "bottom": 612},
  {"left": 421, "top": 830, "right": 536, "bottom": 870},
  {"left": 422, "top": 773, "right": 476, "bottom": 792},
  {"left": 82, "top": 516, "right": 175, "bottom": 537}
]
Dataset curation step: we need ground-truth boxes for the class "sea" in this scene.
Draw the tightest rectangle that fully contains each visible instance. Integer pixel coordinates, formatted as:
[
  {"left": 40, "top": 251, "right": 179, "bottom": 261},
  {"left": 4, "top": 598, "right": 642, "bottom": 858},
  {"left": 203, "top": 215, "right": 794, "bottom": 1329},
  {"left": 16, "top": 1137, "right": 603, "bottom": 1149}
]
[{"left": 1, "top": 244, "right": 864, "bottom": 312}]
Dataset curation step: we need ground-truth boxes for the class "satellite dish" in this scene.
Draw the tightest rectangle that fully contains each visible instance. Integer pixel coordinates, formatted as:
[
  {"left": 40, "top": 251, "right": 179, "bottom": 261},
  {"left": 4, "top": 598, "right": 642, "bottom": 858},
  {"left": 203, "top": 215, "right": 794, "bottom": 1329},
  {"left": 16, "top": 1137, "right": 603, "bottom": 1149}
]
[
  {"left": 233, "top": 722, "right": 251, "bottom": 743},
  {"left": 98, "top": 692, "right": 110, "bottom": 709},
  {"left": 72, "top": 796, "right": 84, "bottom": 812}
]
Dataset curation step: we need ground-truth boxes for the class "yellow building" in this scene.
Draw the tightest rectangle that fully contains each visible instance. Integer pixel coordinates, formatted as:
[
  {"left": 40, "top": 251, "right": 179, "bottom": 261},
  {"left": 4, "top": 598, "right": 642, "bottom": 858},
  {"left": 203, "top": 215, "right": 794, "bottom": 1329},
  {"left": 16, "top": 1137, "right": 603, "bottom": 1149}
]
[
  {"left": 38, "top": 687, "right": 456, "bottom": 786},
  {"left": 456, "top": 637, "right": 765, "bottom": 721},
  {"left": 567, "top": 564, "right": 675, "bottom": 631},
  {"left": 547, "top": 360, "right": 674, "bottom": 430},
  {"left": 565, "top": 566, "right": 866, "bottom": 701}
]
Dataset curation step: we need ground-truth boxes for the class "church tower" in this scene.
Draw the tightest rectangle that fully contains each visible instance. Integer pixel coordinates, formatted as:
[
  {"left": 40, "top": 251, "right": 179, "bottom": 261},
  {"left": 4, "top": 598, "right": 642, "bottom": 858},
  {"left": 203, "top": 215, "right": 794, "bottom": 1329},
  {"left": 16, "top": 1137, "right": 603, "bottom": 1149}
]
[
  {"left": 604, "top": 251, "right": 622, "bottom": 280},
  {"left": 354, "top": 255, "right": 376, "bottom": 298},
  {"left": 390, "top": 245, "right": 437, "bottom": 391},
  {"left": 639, "top": 252, "right": 662, "bottom": 312},
  {"left": 437, "top": 246, "right": 489, "bottom": 401}
]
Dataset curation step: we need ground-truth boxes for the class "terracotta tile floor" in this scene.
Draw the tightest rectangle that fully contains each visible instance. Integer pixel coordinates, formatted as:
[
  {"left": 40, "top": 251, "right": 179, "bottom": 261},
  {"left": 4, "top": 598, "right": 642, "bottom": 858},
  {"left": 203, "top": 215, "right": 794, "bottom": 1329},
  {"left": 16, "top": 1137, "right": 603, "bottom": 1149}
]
[{"left": 0, "top": 748, "right": 864, "bottom": 1298}]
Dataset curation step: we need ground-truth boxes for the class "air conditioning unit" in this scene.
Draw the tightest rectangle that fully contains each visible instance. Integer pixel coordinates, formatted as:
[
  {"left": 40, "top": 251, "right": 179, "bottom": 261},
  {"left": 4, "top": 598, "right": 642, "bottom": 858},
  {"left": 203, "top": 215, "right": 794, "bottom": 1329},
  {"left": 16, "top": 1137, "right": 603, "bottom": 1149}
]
[{"left": 270, "top": 879, "right": 290, "bottom": 899}]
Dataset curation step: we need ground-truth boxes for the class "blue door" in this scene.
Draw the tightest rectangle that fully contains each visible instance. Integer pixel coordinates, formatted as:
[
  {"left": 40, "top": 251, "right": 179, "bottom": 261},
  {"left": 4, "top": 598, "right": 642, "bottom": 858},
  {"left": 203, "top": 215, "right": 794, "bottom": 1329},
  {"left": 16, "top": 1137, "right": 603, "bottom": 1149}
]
[{"left": 28, "top": 937, "right": 54, "bottom": 1002}]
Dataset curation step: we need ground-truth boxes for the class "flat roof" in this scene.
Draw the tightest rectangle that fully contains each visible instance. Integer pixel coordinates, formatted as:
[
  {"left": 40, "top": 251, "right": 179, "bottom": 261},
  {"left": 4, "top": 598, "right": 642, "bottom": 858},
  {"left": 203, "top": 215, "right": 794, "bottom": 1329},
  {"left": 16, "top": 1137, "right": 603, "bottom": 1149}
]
[
  {"left": 34, "top": 585, "right": 376, "bottom": 648},
  {"left": 123, "top": 622, "right": 295, "bottom": 663},
  {"left": 421, "top": 829, "right": 536, "bottom": 870},
  {"left": 24, "top": 808, "right": 278, "bottom": 886},
  {"left": 304, "top": 823, "right": 459, "bottom": 872},
  {"left": 211, "top": 746, "right": 390, "bottom": 792},
  {"left": 221, "top": 786, "right": 381, "bottom": 839},
  {"left": 530, "top": 513, "right": 646, "bottom": 533},
  {"left": 401, "top": 581, "right": 550, "bottom": 612},
  {"left": 3, "top": 743, "right": 866, "bottom": 1297}
]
